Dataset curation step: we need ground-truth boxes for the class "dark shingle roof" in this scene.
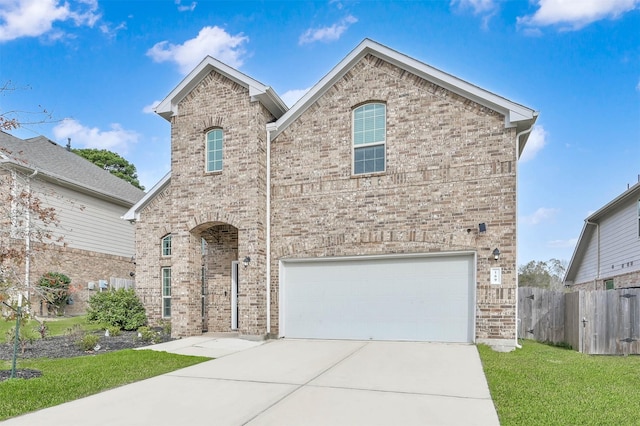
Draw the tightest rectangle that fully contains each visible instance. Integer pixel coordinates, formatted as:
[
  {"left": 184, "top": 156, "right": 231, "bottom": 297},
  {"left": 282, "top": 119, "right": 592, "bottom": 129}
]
[{"left": 0, "top": 131, "right": 145, "bottom": 205}]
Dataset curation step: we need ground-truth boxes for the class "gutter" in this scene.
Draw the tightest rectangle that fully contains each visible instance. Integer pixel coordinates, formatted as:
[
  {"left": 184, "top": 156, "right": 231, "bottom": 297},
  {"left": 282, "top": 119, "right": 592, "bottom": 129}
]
[{"left": 265, "top": 123, "right": 277, "bottom": 336}]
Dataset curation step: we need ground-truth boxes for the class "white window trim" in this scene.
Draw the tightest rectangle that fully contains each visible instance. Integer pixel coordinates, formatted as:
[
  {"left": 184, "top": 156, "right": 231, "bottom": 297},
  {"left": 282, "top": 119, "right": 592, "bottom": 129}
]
[
  {"left": 161, "top": 235, "right": 172, "bottom": 257},
  {"left": 206, "top": 129, "right": 223, "bottom": 173},
  {"left": 162, "top": 267, "right": 171, "bottom": 318},
  {"left": 352, "top": 103, "right": 387, "bottom": 176}
]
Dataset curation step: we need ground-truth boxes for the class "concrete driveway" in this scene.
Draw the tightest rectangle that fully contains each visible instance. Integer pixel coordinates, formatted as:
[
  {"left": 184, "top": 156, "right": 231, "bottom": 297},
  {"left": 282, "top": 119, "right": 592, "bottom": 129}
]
[{"left": 2, "top": 339, "right": 499, "bottom": 426}]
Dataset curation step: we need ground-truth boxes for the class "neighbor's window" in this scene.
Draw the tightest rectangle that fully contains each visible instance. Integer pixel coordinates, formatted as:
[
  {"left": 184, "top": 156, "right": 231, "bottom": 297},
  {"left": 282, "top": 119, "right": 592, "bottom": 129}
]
[
  {"left": 353, "top": 103, "right": 386, "bottom": 175},
  {"left": 161, "top": 235, "right": 172, "bottom": 256},
  {"left": 162, "top": 267, "right": 171, "bottom": 318},
  {"left": 637, "top": 199, "right": 639, "bottom": 237},
  {"left": 206, "top": 129, "right": 223, "bottom": 172},
  {"left": 605, "top": 279, "right": 614, "bottom": 290}
]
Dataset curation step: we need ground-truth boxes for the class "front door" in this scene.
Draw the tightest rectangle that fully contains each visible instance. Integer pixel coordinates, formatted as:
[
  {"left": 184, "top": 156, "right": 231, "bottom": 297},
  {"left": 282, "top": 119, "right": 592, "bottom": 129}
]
[{"left": 231, "top": 261, "right": 239, "bottom": 330}]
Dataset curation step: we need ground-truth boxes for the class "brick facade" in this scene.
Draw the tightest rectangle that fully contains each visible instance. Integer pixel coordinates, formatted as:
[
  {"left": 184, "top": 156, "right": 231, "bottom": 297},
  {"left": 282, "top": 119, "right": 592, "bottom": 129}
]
[
  {"left": 270, "top": 54, "right": 518, "bottom": 341},
  {"left": 132, "top": 41, "right": 537, "bottom": 347},
  {"left": 571, "top": 270, "right": 640, "bottom": 291}
]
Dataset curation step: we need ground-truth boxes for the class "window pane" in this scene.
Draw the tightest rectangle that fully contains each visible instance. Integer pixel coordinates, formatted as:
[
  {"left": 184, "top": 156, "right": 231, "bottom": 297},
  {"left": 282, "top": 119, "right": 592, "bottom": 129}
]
[
  {"left": 162, "top": 235, "right": 171, "bottom": 256},
  {"left": 354, "top": 145, "right": 385, "bottom": 174},
  {"left": 206, "top": 129, "right": 223, "bottom": 172}
]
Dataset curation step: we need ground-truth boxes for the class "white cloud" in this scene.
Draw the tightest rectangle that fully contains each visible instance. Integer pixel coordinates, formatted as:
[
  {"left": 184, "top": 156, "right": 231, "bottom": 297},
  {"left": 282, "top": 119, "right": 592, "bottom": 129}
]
[
  {"left": 450, "top": 0, "right": 497, "bottom": 14},
  {"left": 53, "top": 118, "right": 139, "bottom": 153},
  {"left": 521, "top": 207, "right": 560, "bottom": 225},
  {"left": 450, "top": 0, "right": 499, "bottom": 28},
  {"left": 142, "top": 100, "right": 161, "bottom": 114},
  {"left": 175, "top": 0, "right": 196, "bottom": 12},
  {"left": 147, "top": 26, "right": 248, "bottom": 74},
  {"left": 518, "top": 0, "right": 640, "bottom": 30},
  {"left": 280, "top": 88, "right": 311, "bottom": 108},
  {"left": 0, "top": 0, "right": 100, "bottom": 42},
  {"left": 548, "top": 238, "right": 578, "bottom": 248},
  {"left": 519, "top": 125, "right": 547, "bottom": 162},
  {"left": 299, "top": 15, "right": 357, "bottom": 45}
]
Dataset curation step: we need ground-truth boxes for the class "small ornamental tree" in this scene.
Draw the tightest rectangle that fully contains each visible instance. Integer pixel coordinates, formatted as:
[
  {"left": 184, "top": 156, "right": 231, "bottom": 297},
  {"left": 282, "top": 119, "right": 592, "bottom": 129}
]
[{"left": 37, "top": 272, "right": 71, "bottom": 315}]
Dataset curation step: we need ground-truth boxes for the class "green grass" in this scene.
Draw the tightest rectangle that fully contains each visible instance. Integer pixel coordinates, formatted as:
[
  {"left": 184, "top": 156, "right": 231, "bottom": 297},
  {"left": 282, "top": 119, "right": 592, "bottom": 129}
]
[
  {"left": 0, "top": 350, "right": 210, "bottom": 420},
  {"left": 479, "top": 340, "right": 640, "bottom": 426},
  {"left": 0, "top": 315, "right": 104, "bottom": 341}
]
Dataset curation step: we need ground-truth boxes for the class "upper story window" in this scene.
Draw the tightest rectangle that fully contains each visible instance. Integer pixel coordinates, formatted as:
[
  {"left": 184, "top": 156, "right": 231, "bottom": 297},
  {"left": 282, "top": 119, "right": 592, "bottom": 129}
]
[
  {"left": 637, "top": 199, "right": 640, "bottom": 237},
  {"left": 206, "top": 129, "right": 223, "bottom": 172},
  {"left": 353, "top": 103, "right": 386, "bottom": 175},
  {"left": 162, "top": 235, "right": 172, "bottom": 256}
]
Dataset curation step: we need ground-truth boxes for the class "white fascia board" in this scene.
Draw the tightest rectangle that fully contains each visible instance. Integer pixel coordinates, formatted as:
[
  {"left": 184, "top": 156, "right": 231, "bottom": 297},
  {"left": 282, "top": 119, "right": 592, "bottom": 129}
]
[
  {"left": 273, "top": 39, "right": 538, "bottom": 138},
  {"left": 155, "top": 56, "right": 286, "bottom": 122},
  {"left": 122, "top": 172, "right": 171, "bottom": 221}
]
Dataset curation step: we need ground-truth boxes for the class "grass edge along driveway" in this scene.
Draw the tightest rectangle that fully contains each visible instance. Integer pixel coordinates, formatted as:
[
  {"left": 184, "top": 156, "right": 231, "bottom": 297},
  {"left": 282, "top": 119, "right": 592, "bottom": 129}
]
[
  {"left": 478, "top": 340, "right": 640, "bottom": 426},
  {"left": 0, "top": 350, "right": 210, "bottom": 421}
]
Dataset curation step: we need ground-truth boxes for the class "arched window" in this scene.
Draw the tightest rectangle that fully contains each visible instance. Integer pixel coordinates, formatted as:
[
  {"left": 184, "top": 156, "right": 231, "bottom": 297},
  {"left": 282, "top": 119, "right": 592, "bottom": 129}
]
[
  {"left": 206, "top": 129, "right": 223, "bottom": 172},
  {"left": 353, "top": 103, "right": 386, "bottom": 175},
  {"left": 161, "top": 234, "right": 172, "bottom": 256}
]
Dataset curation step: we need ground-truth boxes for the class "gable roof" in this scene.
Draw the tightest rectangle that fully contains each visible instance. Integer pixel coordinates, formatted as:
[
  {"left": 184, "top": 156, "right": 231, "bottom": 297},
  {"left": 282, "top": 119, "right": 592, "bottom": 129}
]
[
  {"left": 0, "top": 131, "right": 145, "bottom": 206},
  {"left": 271, "top": 39, "right": 538, "bottom": 156},
  {"left": 564, "top": 181, "right": 640, "bottom": 283},
  {"left": 122, "top": 172, "right": 170, "bottom": 221},
  {"left": 155, "top": 56, "right": 288, "bottom": 122}
]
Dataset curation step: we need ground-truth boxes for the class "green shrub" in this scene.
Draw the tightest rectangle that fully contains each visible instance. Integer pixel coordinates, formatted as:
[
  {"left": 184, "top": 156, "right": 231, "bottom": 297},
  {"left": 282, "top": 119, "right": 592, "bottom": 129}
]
[
  {"left": 86, "top": 289, "right": 147, "bottom": 331},
  {"left": 76, "top": 334, "right": 100, "bottom": 351},
  {"left": 136, "top": 326, "right": 161, "bottom": 344},
  {"left": 105, "top": 325, "right": 121, "bottom": 337},
  {"left": 37, "top": 272, "right": 71, "bottom": 315}
]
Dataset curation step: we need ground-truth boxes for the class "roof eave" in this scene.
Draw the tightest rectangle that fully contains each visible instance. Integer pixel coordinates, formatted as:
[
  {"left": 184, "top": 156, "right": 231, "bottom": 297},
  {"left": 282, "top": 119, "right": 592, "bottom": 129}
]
[
  {"left": 155, "top": 56, "right": 287, "bottom": 122},
  {"left": 123, "top": 172, "right": 171, "bottom": 221},
  {"left": 273, "top": 38, "right": 538, "bottom": 139}
]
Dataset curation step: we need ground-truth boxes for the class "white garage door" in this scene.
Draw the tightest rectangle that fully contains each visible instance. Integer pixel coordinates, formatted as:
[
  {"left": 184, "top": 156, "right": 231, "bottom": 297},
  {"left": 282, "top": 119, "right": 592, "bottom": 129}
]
[{"left": 280, "top": 254, "right": 475, "bottom": 342}]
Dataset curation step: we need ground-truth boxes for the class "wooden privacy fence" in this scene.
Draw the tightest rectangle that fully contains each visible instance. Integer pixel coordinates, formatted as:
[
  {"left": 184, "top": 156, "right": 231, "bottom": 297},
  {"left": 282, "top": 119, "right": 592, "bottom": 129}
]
[{"left": 518, "top": 287, "right": 640, "bottom": 355}]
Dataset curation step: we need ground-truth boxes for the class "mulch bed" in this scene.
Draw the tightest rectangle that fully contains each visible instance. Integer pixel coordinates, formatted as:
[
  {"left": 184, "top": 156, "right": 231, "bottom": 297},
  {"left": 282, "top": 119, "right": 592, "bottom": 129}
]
[{"left": 0, "top": 330, "right": 173, "bottom": 382}]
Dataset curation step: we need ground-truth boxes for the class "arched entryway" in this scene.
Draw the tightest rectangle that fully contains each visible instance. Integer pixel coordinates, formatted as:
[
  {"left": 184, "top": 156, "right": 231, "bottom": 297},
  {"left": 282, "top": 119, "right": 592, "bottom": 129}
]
[{"left": 194, "top": 222, "right": 238, "bottom": 333}]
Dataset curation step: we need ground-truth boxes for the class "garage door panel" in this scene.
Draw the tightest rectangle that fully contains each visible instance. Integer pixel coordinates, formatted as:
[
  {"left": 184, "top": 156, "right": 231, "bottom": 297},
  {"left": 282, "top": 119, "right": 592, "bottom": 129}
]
[{"left": 281, "top": 254, "right": 475, "bottom": 342}]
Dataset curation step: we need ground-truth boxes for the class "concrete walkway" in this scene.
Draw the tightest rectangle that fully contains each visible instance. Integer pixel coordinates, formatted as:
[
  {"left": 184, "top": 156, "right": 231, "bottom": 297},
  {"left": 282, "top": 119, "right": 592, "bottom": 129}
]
[{"left": 1, "top": 338, "right": 500, "bottom": 426}]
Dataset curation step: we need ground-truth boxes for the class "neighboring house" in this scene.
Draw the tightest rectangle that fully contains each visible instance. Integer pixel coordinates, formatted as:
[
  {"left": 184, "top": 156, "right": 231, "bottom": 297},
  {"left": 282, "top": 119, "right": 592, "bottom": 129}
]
[
  {"left": 124, "top": 39, "right": 538, "bottom": 349},
  {"left": 564, "top": 181, "right": 640, "bottom": 290},
  {"left": 0, "top": 131, "right": 145, "bottom": 315}
]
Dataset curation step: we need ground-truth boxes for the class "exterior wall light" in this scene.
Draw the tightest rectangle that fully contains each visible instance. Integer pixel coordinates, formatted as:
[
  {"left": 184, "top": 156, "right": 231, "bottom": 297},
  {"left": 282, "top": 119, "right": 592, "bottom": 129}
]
[
  {"left": 243, "top": 256, "right": 251, "bottom": 267},
  {"left": 493, "top": 248, "right": 501, "bottom": 261}
]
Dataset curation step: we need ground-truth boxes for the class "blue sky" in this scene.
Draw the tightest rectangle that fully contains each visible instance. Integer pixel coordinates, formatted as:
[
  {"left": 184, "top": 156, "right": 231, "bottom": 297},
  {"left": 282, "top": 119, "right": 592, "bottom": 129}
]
[{"left": 1, "top": 0, "right": 639, "bottom": 266}]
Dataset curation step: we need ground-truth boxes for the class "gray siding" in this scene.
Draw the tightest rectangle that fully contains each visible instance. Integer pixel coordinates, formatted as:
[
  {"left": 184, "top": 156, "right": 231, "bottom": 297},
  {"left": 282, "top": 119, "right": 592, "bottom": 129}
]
[
  {"left": 574, "top": 198, "right": 640, "bottom": 283},
  {"left": 32, "top": 180, "right": 135, "bottom": 257}
]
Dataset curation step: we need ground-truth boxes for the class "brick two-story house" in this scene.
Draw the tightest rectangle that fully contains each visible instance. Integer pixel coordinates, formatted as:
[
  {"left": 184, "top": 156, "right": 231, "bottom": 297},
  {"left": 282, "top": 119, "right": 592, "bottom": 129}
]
[{"left": 125, "top": 39, "right": 538, "bottom": 349}]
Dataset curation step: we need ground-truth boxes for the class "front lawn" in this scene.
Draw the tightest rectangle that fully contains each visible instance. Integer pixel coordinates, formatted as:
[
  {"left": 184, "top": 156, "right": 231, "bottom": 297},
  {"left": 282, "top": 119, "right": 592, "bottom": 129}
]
[
  {"left": 479, "top": 340, "right": 640, "bottom": 425},
  {"left": 0, "top": 349, "right": 210, "bottom": 420}
]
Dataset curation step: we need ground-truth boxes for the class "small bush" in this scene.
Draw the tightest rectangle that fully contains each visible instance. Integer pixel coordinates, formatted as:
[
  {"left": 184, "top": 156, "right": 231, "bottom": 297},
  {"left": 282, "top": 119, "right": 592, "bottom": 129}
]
[
  {"left": 159, "top": 320, "right": 171, "bottom": 336},
  {"left": 33, "top": 320, "right": 49, "bottom": 339},
  {"left": 38, "top": 272, "right": 72, "bottom": 315},
  {"left": 86, "top": 289, "right": 147, "bottom": 331},
  {"left": 105, "top": 325, "right": 121, "bottom": 337},
  {"left": 76, "top": 333, "right": 100, "bottom": 351},
  {"left": 137, "top": 326, "right": 161, "bottom": 344},
  {"left": 64, "top": 324, "right": 84, "bottom": 342}
]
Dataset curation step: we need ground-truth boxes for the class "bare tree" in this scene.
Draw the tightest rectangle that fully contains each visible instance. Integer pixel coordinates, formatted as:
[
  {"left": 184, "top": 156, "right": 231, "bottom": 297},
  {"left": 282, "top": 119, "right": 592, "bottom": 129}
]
[{"left": 1, "top": 81, "right": 55, "bottom": 132}]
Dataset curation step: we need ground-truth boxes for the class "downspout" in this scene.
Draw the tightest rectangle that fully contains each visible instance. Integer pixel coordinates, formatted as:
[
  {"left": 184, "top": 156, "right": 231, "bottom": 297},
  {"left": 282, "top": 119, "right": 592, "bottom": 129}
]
[
  {"left": 25, "top": 169, "right": 38, "bottom": 305},
  {"left": 514, "top": 124, "right": 534, "bottom": 349},
  {"left": 265, "top": 124, "right": 276, "bottom": 336},
  {"left": 586, "top": 220, "right": 599, "bottom": 290}
]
